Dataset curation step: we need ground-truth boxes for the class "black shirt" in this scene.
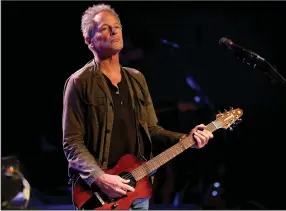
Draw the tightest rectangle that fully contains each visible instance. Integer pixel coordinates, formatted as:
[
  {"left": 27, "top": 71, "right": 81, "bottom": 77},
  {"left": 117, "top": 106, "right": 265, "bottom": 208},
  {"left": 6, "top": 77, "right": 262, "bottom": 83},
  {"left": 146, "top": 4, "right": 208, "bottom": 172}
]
[{"left": 103, "top": 71, "right": 138, "bottom": 168}]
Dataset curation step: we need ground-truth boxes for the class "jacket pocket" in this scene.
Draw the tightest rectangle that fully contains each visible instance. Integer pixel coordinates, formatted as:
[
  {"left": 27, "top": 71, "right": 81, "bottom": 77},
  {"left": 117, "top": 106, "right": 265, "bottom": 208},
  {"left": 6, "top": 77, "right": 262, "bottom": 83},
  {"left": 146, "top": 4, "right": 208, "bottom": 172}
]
[
  {"left": 91, "top": 96, "right": 105, "bottom": 107},
  {"left": 137, "top": 92, "right": 147, "bottom": 106},
  {"left": 88, "top": 96, "right": 106, "bottom": 125},
  {"left": 137, "top": 95, "right": 148, "bottom": 123}
]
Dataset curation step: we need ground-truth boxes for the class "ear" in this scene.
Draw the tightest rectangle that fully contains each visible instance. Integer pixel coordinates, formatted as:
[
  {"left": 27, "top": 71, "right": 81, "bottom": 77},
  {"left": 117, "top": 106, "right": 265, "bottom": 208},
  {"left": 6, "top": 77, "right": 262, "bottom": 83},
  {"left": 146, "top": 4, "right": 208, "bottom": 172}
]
[
  {"left": 85, "top": 37, "right": 95, "bottom": 52},
  {"left": 85, "top": 37, "right": 91, "bottom": 45}
]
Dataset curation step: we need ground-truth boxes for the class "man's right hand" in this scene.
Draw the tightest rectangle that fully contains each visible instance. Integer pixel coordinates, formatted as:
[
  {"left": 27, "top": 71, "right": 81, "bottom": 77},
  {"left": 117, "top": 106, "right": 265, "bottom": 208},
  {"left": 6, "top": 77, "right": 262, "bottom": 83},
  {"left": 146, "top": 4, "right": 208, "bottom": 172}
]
[{"left": 94, "top": 173, "right": 135, "bottom": 199}]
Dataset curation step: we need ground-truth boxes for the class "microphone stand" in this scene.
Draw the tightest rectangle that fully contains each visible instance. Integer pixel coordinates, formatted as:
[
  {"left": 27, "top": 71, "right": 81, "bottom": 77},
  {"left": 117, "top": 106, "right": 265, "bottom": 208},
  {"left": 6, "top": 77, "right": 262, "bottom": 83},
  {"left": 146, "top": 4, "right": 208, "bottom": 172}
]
[
  {"left": 262, "top": 61, "right": 286, "bottom": 85},
  {"left": 235, "top": 52, "right": 286, "bottom": 85}
]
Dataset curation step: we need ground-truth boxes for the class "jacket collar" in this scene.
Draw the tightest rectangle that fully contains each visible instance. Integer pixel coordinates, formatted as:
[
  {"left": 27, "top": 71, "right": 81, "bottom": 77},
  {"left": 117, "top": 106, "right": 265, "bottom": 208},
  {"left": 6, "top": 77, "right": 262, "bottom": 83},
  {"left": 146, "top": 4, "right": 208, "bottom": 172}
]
[
  {"left": 92, "top": 60, "right": 113, "bottom": 106},
  {"left": 92, "top": 59, "right": 135, "bottom": 109}
]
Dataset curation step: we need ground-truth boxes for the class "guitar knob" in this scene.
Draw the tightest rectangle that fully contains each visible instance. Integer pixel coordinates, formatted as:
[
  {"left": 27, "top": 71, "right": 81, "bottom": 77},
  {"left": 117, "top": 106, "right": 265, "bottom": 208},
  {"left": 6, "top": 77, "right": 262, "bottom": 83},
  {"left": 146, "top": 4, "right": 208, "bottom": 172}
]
[{"left": 111, "top": 203, "right": 118, "bottom": 209}]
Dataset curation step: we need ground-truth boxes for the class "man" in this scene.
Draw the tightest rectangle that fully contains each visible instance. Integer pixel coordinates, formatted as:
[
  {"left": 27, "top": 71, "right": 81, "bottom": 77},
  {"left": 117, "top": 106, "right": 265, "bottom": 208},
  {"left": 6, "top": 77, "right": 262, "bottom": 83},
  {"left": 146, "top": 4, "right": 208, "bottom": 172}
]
[{"left": 62, "top": 3, "right": 214, "bottom": 210}]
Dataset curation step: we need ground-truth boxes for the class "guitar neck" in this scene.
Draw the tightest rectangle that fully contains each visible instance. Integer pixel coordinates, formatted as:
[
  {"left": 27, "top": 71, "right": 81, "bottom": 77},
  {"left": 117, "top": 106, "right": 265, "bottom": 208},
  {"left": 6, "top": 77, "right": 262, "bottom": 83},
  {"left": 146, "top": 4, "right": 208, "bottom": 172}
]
[{"left": 131, "top": 122, "right": 218, "bottom": 181}]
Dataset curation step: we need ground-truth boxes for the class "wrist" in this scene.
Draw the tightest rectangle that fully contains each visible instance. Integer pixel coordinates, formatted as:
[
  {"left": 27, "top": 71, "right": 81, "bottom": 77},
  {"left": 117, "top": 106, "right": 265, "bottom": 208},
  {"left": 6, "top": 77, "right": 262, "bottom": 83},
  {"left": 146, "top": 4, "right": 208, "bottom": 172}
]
[
  {"left": 94, "top": 172, "right": 106, "bottom": 185},
  {"left": 84, "top": 170, "right": 105, "bottom": 187},
  {"left": 179, "top": 134, "right": 188, "bottom": 141}
]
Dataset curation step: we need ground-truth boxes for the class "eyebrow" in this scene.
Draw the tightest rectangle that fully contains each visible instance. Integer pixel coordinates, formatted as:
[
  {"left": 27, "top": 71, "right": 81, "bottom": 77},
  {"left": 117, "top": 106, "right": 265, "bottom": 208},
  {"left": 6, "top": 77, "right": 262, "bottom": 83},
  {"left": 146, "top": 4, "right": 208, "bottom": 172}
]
[{"left": 98, "top": 23, "right": 121, "bottom": 28}]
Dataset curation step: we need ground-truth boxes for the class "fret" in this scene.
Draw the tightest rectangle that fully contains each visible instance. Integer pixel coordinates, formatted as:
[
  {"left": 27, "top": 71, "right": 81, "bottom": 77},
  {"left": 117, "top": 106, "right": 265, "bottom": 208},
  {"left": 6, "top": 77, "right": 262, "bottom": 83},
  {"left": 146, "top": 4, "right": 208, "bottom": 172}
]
[{"left": 207, "top": 122, "right": 217, "bottom": 132}]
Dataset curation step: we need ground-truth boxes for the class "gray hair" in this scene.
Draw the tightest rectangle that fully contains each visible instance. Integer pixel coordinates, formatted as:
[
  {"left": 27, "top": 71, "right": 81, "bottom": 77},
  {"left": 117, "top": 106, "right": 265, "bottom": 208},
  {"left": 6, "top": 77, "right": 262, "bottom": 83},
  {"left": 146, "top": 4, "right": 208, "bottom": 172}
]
[{"left": 81, "top": 3, "right": 121, "bottom": 39}]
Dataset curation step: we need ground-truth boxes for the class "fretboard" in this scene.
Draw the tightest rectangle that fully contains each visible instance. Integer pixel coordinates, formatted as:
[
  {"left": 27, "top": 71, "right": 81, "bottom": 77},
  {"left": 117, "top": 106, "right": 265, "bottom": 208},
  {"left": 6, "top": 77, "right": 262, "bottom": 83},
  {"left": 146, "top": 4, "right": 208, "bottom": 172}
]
[{"left": 131, "top": 122, "right": 218, "bottom": 181}]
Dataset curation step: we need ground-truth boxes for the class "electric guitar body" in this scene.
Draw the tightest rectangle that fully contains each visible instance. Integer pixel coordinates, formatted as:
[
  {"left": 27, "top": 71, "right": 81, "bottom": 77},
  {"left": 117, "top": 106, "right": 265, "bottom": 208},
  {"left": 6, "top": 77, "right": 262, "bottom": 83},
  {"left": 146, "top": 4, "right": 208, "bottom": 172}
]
[
  {"left": 72, "top": 108, "right": 243, "bottom": 210},
  {"left": 73, "top": 154, "right": 152, "bottom": 210}
]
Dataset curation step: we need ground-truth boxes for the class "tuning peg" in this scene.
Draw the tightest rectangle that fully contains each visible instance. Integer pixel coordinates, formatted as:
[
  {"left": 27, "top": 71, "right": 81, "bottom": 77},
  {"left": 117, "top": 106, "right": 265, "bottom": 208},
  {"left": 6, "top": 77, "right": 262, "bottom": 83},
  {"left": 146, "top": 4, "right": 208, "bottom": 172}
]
[
  {"left": 229, "top": 106, "right": 233, "bottom": 110},
  {"left": 232, "top": 119, "right": 242, "bottom": 128},
  {"left": 224, "top": 109, "right": 227, "bottom": 112},
  {"left": 217, "top": 110, "right": 224, "bottom": 117},
  {"left": 229, "top": 127, "right": 233, "bottom": 131}
]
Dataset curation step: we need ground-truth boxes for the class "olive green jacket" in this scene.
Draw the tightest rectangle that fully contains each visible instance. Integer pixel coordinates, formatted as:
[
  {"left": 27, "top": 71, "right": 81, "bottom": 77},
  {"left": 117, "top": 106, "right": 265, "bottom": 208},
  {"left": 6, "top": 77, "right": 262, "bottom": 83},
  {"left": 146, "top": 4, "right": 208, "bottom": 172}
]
[{"left": 62, "top": 60, "right": 185, "bottom": 186}]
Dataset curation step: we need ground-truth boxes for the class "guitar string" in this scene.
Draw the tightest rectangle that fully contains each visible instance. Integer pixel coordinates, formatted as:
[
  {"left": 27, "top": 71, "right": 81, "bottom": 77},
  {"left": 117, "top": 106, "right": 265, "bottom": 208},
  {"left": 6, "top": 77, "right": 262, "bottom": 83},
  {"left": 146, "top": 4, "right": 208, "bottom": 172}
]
[
  {"left": 117, "top": 123, "right": 224, "bottom": 184},
  {"left": 120, "top": 142, "right": 189, "bottom": 180},
  {"left": 120, "top": 157, "right": 170, "bottom": 181},
  {"left": 120, "top": 164, "right": 151, "bottom": 180},
  {"left": 120, "top": 168, "right": 145, "bottom": 180},
  {"left": 119, "top": 124, "right": 216, "bottom": 180},
  {"left": 121, "top": 173, "right": 132, "bottom": 180}
]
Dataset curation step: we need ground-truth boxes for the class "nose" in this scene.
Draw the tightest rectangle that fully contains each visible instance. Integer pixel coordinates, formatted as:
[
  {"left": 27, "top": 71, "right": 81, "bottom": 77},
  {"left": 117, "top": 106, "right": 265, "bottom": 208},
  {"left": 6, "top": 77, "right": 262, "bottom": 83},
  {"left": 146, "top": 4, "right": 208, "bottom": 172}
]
[
  {"left": 110, "top": 27, "right": 116, "bottom": 36},
  {"left": 108, "top": 26, "right": 119, "bottom": 36}
]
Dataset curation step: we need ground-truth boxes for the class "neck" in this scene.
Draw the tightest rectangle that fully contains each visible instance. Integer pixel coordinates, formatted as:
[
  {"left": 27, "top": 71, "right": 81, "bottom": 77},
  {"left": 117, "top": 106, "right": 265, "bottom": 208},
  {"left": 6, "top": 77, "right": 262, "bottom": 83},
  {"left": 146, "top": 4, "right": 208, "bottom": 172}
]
[{"left": 94, "top": 53, "right": 121, "bottom": 74}]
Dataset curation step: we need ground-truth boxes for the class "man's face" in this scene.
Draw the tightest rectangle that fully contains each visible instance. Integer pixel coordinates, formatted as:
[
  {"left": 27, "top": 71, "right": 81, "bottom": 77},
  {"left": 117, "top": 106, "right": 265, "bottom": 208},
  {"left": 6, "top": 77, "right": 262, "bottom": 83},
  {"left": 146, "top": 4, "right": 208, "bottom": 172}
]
[{"left": 90, "top": 11, "right": 123, "bottom": 58}]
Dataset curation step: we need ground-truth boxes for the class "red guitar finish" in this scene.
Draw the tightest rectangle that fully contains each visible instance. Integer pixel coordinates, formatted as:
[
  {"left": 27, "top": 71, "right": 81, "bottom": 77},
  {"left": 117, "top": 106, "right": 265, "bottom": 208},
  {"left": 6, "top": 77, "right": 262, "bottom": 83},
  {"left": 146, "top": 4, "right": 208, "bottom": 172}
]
[
  {"left": 72, "top": 108, "right": 243, "bottom": 210},
  {"left": 72, "top": 154, "right": 152, "bottom": 210}
]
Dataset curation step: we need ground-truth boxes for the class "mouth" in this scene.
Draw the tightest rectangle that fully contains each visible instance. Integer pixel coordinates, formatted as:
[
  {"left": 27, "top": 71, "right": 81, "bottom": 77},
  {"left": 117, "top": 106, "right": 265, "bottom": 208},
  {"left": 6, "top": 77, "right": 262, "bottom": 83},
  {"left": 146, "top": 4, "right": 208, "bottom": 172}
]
[{"left": 111, "top": 38, "right": 121, "bottom": 43}]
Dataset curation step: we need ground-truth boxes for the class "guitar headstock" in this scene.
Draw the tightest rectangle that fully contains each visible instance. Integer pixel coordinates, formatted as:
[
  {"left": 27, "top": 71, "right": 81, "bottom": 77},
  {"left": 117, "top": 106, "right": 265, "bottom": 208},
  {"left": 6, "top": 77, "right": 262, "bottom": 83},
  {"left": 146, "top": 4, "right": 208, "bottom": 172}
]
[{"left": 214, "top": 107, "right": 243, "bottom": 131}]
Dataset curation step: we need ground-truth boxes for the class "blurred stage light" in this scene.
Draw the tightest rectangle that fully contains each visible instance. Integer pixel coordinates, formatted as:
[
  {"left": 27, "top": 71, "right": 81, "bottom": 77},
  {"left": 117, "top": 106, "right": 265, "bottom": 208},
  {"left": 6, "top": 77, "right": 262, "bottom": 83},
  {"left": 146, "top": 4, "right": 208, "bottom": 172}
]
[
  {"left": 194, "top": 96, "right": 201, "bottom": 103},
  {"left": 161, "top": 39, "right": 180, "bottom": 49},
  {"left": 212, "top": 190, "right": 218, "bottom": 196},
  {"left": 214, "top": 182, "right": 220, "bottom": 188},
  {"left": 1, "top": 156, "right": 31, "bottom": 209}
]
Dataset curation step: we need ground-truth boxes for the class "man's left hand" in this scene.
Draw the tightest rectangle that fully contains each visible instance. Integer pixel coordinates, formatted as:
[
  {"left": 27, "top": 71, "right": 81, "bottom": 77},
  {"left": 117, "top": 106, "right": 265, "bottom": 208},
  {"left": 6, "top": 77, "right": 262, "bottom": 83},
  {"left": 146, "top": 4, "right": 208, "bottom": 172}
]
[{"left": 188, "top": 124, "right": 214, "bottom": 149}]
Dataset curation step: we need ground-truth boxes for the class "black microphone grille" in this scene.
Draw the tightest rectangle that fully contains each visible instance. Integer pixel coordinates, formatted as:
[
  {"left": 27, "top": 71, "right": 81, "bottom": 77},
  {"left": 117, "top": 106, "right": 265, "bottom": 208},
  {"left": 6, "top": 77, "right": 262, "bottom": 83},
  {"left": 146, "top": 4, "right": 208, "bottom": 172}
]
[
  {"left": 219, "top": 37, "right": 228, "bottom": 45},
  {"left": 219, "top": 37, "right": 234, "bottom": 48}
]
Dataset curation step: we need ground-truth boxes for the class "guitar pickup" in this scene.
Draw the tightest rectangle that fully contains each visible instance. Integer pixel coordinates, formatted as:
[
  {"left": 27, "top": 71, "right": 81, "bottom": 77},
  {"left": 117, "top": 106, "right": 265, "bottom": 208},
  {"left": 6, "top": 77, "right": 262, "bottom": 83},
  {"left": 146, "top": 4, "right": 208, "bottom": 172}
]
[{"left": 94, "top": 192, "right": 105, "bottom": 205}]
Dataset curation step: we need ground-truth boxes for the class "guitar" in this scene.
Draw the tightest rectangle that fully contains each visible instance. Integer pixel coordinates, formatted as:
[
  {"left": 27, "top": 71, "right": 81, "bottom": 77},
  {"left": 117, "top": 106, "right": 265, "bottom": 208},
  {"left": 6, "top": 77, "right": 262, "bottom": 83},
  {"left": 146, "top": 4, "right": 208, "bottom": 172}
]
[{"left": 72, "top": 108, "right": 243, "bottom": 210}]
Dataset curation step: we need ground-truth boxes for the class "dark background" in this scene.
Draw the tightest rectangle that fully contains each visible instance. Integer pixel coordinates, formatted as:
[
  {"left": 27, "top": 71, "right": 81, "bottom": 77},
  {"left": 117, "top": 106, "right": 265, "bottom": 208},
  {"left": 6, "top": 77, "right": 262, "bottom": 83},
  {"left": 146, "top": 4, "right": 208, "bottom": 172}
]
[{"left": 2, "top": 1, "right": 286, "bottom": 209}]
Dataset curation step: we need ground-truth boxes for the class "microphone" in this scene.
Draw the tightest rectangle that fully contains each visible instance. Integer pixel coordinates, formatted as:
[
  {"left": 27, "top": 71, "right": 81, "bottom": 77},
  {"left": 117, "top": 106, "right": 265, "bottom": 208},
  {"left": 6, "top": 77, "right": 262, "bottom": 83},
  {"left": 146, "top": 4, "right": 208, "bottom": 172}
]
[
  {"left": 219, "top": 37, "right": 286, "bottom": 85},
  {"left": 219, "top": 37, "right": 265, "bottom": 62}
]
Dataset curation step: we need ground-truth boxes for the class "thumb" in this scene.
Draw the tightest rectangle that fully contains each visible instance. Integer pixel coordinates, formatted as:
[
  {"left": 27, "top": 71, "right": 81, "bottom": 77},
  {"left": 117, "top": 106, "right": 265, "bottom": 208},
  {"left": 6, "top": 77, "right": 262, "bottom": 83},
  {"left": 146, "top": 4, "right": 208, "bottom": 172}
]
[
  {"left": 196, "top": 124, "right": 206, "bottom": 130},
  {"left": 120, "top": 177, "right": 130, "bottom": 183}
]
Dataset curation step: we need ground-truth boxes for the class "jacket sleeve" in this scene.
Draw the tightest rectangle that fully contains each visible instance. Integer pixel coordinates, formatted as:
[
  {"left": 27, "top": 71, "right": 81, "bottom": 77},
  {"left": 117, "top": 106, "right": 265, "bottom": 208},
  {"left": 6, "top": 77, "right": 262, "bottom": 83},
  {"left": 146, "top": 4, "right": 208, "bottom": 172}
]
[
  {"left": 140, "top": 72, "right": 186, "bottom": 147},
  {"left": 62, "top": 76, "right": 104, "bottom": 186}
]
